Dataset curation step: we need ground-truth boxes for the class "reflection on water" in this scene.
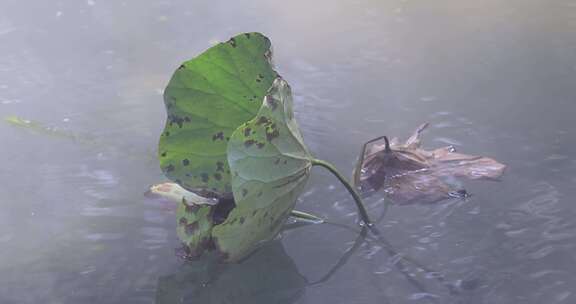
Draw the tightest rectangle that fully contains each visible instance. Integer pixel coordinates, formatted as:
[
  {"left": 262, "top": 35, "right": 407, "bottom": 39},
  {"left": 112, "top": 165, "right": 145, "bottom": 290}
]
[
  {"left": 1, "top": 0, "right": 576, "bottom": 303},
  {"left": 156, "top": 241, "right": 306, "bottom": 304}
]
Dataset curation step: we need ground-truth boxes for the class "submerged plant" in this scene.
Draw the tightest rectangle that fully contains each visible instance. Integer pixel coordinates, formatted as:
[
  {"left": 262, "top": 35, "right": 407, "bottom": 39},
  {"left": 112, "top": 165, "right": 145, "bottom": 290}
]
[{"left": 158, "top": 32, "right": 371, "bottom": 262}]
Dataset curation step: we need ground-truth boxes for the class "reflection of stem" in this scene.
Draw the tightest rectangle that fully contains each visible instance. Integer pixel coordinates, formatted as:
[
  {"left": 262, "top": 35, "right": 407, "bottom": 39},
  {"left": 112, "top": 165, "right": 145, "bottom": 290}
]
[
  {"left": 308, "top": 226, "right": 368, "bottom": 286},
  {"left": 299, "top": 220, "right": 440, "bottom": 303},
  {"left": 309, "top": 158, "right": 447, "bottom": 296},
  {"left": 282, "top": 211, "right": 452, "bottom": 301},
  {"left": 307, "top": 156, "right": 452, "bottom": 299},
  {"left": 331, "top": 221, "right": 449, "bottom": 299},
  {"left": 311, "top": 159, "right": 372, "bottom": 225}
]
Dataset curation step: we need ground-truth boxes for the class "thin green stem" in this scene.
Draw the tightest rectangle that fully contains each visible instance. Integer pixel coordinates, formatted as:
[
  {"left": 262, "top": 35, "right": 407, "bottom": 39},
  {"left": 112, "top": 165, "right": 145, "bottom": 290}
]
[
  {"left": 311, "top": 159, "right": 372, "bottom": 225},
  {"left": 290, "top": 210, "right": 325, "bottom": 224}
]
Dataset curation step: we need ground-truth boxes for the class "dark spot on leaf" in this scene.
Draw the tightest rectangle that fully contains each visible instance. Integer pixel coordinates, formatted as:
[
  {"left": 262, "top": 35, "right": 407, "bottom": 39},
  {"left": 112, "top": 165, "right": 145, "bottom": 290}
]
[
  {"left": 175, "top": 179, "right": 182, "bottom": 184},
  {"left": 256, "top": 78, "right": 261, "bottom": 82},
  {"left": 226, "top": 137, "right": 230, "bottom": 141},
  {"left": 178, "top": 64, "right": 185, "bottom": 70},
  {"left": 213, "top": 173, "right": 222, "bottom": 181},
  {"left": 165, "top": 164, "right": 175, "bottom": 172},
  {"left": 244, "top": 139, "right": 255, "bottom": 148},
  {"left": 257, "top": 191, "right": 263, "bottom": 197},
  {"left": 258, "top": 73, "right": 264, "bottom": 79},
  {"left": 244, "top": 33, "right": 251, "bottom": 38},
  {"left": 179, "top": 217, "right": 188, "bottom": 226},
  {"left": 266, "top": 129, "right": 280, "bottom": 142},
  {"left": 244, "top": 127, "right": 252, "bottom": 137},
  {"left": 165, "top": 131, "right": 170, "bottom": 137},
  {"left": 160, "top": 152, "right": 167, "bottom": 157},
  {"left": 256, "top": 116, "right": 270, "bottom": 126},
  {"left": 168, "top": 114, "right": 185, "bottom": 128},
  {"left": 228, "top": 37, "right": 237, "bottom": 47},
  {"left": 256, "top": 142, "right": 265, "bottom": 149},
  {"left": 216, "top": 161, "right": 224, "bottom": 172},
  {"left": 274, "top": 158, "right": 280, "bottom": 165},
  {"left": 242, "top": 188, "right": 248, "bottom": 197},
  {"left": 182, "top": 159, "right": 190, "bottom": 166},
  {"left": 283, "top": 160, "right": 287, "bottom": 165},
  {"left": 252, "top": 210, "right": 258, "bottom": 216},
  {"left": 201, "top": 173, "right": 209, "bottom": 183},
  {"left": 239, "top": 217, "right": 245, "bottom": 224},
  {"left": 184, "top": 117, "right": 191, "bottom": 122},
  {"left": 212, "top": 131, "right": 224, "bottom": 141}
]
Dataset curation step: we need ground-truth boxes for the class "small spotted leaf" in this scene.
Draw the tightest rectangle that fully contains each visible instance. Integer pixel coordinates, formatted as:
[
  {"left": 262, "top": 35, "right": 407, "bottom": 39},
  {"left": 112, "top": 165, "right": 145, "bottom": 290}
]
[{"left": 176, "top": 195, "right": 217, "bottom": 258}]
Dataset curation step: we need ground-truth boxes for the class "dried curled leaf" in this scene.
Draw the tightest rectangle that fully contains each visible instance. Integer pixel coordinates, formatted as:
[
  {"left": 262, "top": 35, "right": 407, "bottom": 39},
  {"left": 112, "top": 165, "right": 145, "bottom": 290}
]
[{"left": 355, "top": 123, "right": 506, "bottom": 204}]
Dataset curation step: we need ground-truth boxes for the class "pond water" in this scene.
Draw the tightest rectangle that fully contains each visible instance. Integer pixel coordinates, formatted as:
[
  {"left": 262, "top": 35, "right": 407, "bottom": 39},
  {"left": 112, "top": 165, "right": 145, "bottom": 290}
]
[{"left": 1, "top": 0, "right": 576, "bottom": 303}]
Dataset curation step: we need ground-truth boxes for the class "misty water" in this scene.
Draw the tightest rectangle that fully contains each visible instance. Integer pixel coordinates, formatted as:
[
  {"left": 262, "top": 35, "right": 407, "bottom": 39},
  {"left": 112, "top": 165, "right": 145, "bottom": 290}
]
[{"left": 1, "top": 0, "right": 576, "bottom": 303}]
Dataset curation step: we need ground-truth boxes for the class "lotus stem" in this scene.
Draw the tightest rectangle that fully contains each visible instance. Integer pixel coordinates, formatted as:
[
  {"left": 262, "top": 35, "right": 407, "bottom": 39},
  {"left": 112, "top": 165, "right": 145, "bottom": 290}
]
[
  {"left": 383, "top": 136, "right": 391, "bottom": 153},
  {"left": 311, "top": 159, "right": 372, "bottom": 225},
  {"left": 290, "top": 210, "right": 325, "bottom": 224}
]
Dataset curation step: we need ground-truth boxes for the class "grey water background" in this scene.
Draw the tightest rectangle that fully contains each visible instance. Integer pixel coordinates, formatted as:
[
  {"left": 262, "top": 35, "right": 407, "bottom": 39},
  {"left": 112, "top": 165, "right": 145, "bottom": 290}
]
[{"left": 1, "top": 0, "right": 575, "bottom": 303}]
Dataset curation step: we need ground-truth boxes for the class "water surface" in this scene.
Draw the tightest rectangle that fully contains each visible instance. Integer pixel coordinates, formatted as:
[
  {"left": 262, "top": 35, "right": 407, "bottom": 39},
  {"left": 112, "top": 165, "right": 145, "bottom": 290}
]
[{"left": 1, "top": 0, "right": 576, "bottom": 303}]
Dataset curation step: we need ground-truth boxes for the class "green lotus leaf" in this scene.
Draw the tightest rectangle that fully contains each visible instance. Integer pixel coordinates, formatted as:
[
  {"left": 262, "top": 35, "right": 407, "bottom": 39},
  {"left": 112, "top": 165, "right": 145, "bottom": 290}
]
[
  {"left": 159, "top": 33, "right": 370, "bottom": 262},
  {"left": 158, "top": 32, "right": 277, "bottom": 198},
  {"left": 212, "top": 77, "right": 313, "bottom": 262}
]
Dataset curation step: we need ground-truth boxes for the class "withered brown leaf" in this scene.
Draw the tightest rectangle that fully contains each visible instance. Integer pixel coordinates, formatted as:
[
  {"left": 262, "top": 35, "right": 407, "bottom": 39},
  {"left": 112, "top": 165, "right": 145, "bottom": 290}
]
[{"left": 354, "top": 123, "right": 506, "bottom": 204}]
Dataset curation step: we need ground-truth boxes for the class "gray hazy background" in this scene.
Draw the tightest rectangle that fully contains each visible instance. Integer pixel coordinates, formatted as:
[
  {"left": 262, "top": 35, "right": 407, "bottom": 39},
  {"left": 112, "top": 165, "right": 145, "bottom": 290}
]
[{"left": 1, "top": 0, "right": 575, "bottom": 303}]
